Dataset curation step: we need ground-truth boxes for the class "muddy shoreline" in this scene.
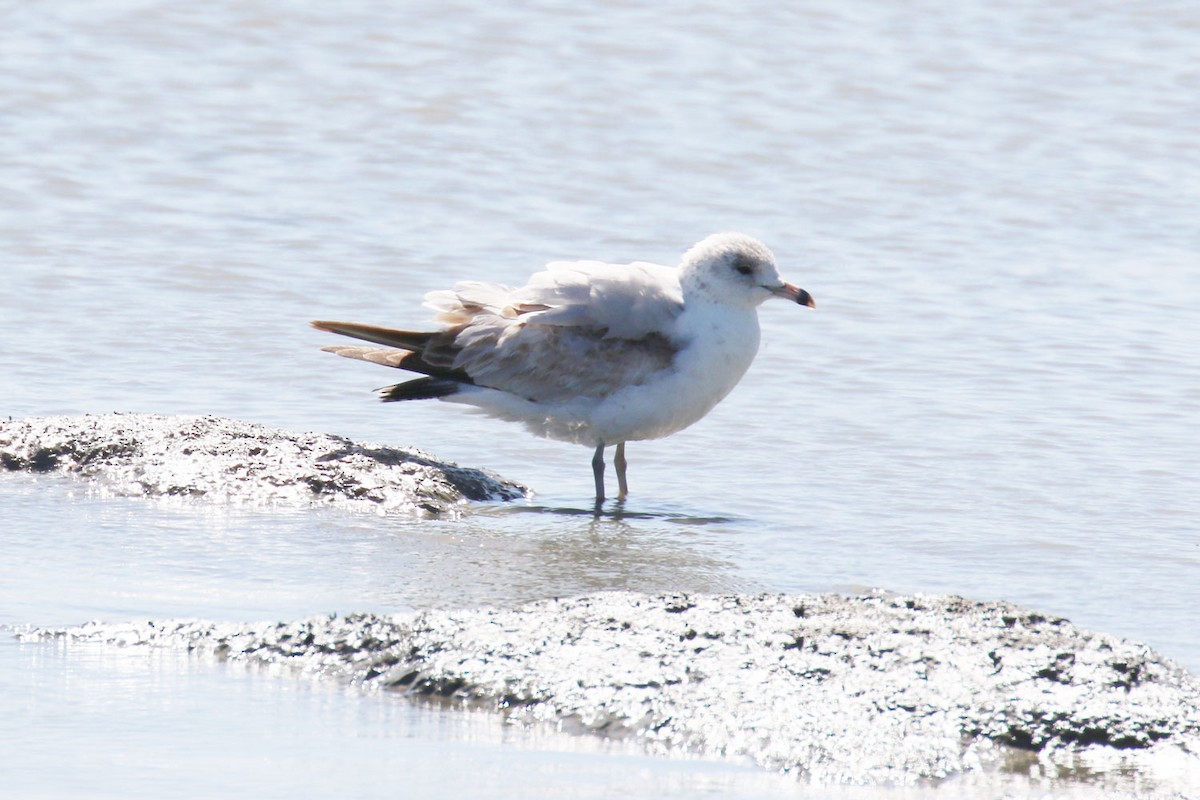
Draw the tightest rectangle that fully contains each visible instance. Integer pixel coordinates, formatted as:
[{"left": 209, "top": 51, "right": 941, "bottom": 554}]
[
  {"left": 31, "top": 591, "right": 1200, "bottom": 786},
  {"left": 6, "top": 414, "right": 1199, "bottom": 789},
  {"left": 0, "top": 413, "right": 525, "bottom": 517}
]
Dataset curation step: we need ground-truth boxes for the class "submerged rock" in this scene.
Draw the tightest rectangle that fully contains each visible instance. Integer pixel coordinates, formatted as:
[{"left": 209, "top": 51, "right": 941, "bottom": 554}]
[
  {"left": 31, "top": 591, "right": 1200, "bottom": 788},
  {"left": 0, "top": 413, "right": 525, "bottom": 517}
]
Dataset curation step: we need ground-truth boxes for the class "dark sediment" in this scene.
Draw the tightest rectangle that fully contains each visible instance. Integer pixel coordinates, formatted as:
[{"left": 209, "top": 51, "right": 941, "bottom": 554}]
[
  {"left": 0, "top": 413, "right": 525, "bottom": 517},
  {"left": 30, "top": 591, "right": 1200, "bottom": 788}
]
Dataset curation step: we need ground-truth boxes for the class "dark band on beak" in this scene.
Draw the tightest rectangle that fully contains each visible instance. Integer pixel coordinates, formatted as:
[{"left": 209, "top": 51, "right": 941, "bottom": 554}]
[{"left": 771, "top": 282, "right": 815, "bottom": 307}]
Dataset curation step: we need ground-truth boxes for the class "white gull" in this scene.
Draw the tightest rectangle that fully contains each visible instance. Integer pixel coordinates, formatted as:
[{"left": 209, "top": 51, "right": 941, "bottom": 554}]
[{"left": 313, "top": 232, "right": 814, "bottom": 502}]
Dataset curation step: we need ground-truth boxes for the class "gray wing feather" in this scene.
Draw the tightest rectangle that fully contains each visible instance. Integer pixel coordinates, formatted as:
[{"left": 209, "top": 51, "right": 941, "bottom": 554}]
[{"left": 422, "top": 258, "right": 685, "bottom": 402}]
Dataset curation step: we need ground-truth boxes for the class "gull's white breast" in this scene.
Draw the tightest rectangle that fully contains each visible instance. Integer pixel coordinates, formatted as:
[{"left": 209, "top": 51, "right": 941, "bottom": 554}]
[{"left": 585, "top": 300, "right": 763, "bottom": 445}]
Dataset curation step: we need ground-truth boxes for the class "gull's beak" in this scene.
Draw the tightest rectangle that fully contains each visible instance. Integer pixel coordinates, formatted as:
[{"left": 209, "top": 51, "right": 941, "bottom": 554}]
[{"left": 772, "top": 282, "right": 815, "bottom": 308}]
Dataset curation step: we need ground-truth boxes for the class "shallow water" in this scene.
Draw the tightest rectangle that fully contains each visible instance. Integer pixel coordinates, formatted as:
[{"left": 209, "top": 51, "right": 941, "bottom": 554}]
[{"left": 2, "top": 0, "right": 1198, "bottom": 795}]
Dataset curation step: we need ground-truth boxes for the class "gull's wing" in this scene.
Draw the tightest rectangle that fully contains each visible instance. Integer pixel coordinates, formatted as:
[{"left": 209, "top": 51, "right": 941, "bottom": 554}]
[
  {"left": 314, "top": 322, "right": 677, "bottom": 404},
  {"left": 421, "top": 259, "right": 686, "bottom": 402},
  {"left": 512, "top": 260, "right": 684, "bottom": 339},
  {"left": 425, "top": 260, "right": 684, "bottom": 339},
  {"left": 452, "top": 321, "right": 677, "bottom": 403}
]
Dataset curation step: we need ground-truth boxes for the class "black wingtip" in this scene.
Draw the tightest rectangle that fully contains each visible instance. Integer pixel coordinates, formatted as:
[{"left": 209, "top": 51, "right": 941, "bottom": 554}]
[{"left": 378, "top": 378, "right": 464, "bottom": 402}]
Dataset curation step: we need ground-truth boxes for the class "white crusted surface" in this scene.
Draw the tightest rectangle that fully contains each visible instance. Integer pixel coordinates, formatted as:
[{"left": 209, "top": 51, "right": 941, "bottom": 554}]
[
  {"left": 31, "top": 591, "right": 1200, "bottom": 790},
  {"left": 0, "top": 413, "right": 525, "bottom": 517}
]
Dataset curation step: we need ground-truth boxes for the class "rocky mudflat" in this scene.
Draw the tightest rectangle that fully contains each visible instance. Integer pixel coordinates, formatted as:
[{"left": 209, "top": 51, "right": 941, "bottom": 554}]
[
  {"left": 31, "top": 591, "right": 1200, "bottom": 789},
  {"left": 8, "top": 413, "right": 1199, "bottom": 792},
  {"left": 0, "top": 413, "right": 525, "bottom": 517}
]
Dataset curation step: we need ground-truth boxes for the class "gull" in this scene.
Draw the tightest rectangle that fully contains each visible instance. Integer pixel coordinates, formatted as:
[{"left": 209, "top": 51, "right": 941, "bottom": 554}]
[{"left": 312, "top": 232, "right": 814, "bottom": 502}]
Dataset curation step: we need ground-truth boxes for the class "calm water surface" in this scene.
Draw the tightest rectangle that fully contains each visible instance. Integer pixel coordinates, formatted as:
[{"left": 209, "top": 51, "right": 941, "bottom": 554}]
[{"left": 2, "top": 1, "right": 1198, "bottom": 796}]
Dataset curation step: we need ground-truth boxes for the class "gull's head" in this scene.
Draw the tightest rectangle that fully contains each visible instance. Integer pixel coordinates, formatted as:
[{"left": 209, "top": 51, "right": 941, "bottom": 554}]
[{"left": 678, "top": 233, "right": 815, "bottom": 309}]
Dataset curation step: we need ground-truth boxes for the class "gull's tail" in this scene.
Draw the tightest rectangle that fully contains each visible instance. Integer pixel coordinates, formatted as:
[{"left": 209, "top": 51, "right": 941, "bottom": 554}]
[
  {"left": 312, "top": 320, "right": 474, "bottom": 401},
  {"left": 311, "top": 320, "right": 437, "bottom": 350}
]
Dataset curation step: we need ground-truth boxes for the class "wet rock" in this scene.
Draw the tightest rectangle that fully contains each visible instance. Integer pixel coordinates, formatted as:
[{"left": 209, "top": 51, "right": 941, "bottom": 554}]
[
  {"left": 0, "top": 413, "right": 526, "bottom": 517},
  {"left": 30, "top": 592, "right": 1200, "bottom": 788}
]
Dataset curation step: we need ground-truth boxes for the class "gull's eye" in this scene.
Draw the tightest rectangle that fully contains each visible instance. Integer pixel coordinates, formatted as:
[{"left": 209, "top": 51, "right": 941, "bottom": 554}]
[{"left": 732, "top": 255, "right": 755, "bottom": 276}]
